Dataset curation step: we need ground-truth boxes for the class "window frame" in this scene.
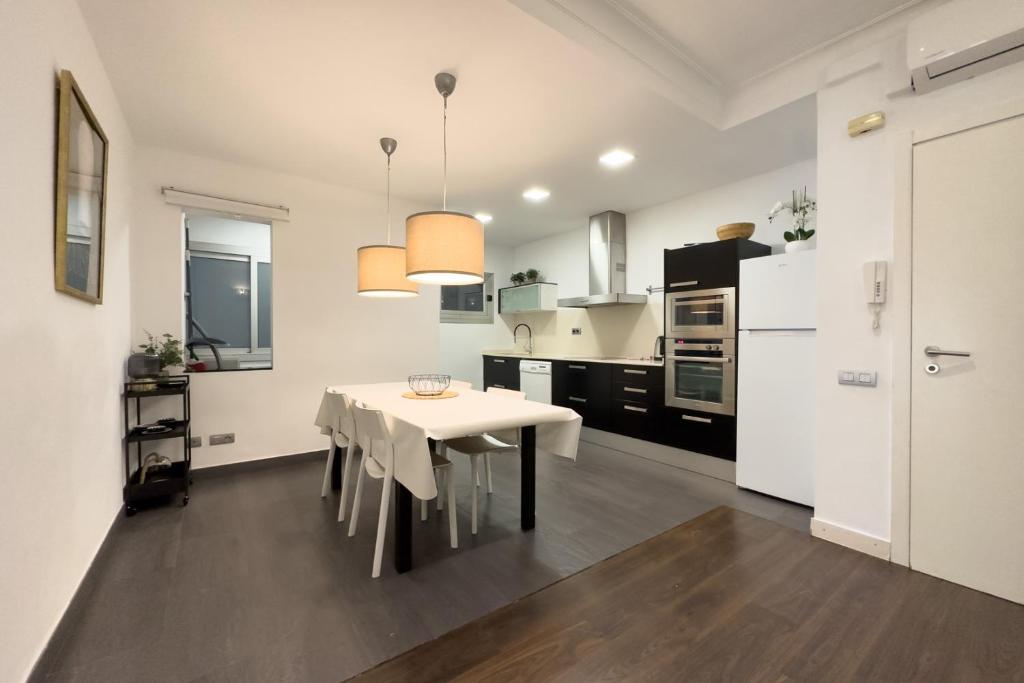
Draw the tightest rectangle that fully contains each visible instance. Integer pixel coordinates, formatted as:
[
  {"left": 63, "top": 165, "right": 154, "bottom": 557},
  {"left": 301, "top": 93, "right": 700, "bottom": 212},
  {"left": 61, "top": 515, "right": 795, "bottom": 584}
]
[{"left": 440, "top": 272, "right": 494, "bottom": 325}]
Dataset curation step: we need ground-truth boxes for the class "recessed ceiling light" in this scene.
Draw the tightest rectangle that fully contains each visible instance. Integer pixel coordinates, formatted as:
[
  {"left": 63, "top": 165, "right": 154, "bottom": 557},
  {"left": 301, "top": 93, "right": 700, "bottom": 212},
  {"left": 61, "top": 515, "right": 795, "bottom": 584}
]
[
  {"left": 599, "top": 149, "right": 635, "bottom": 168},
  {"left": 474, "top": 212, "right": 493, "bottom": 224},
  {"left": 522, "top": 187, "right": 550, "bottom": 202}
]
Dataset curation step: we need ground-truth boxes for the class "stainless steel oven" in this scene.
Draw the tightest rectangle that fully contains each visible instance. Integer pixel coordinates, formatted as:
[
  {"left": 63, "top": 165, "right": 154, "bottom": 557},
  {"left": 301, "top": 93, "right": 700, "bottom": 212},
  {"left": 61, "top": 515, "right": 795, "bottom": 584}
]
[
  {"left": 666, "top": 287, "right": 735, "bottom": 339},
  {"left": 665, "top": 338, "right": 736, "bottom": 415}
]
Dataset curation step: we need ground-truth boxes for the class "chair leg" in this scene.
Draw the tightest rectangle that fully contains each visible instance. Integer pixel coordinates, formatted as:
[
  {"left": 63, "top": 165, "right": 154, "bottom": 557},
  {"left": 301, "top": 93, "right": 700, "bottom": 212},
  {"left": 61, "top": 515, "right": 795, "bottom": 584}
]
[
  {"left": 436, "top": 468, "right": 445, "bottom": 511},
  {"left": 421, "top": 497, "right": 428, "bottom": 522},
  {"left": 338, "top": 445, "right": 353, "bottom": 522},
  {"left": 320, "top": 439, "right": 336, "bottom": 498},
  {"left": 470, "top": 454, "right": 480, "bottom": 535},
  {"left": 347, "top": 449, "right": 368, "bottom": 534},
  {"left": 485, "top": 453, "right": 493, "bottom": 494},
  {"left": 372, "top": 464, "right": 393, "bottom": 579},
  {"left": 446, "top": 465, "right": 458, "bottom": 548}
]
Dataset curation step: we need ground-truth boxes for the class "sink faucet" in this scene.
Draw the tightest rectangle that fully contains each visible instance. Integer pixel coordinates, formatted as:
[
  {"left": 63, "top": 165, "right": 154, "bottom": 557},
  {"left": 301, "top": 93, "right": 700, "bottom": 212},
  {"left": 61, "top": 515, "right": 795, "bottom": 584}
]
[{"left": 513, "top": 323, "right": 533, "bottom": 355}]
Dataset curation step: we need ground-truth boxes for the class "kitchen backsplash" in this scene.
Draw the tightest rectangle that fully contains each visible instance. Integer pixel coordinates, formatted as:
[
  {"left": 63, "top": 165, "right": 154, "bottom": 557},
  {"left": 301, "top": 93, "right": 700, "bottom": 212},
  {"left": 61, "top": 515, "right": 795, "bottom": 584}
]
[{"left": 505, "top": 297, "right": 663, "bottom": 358}]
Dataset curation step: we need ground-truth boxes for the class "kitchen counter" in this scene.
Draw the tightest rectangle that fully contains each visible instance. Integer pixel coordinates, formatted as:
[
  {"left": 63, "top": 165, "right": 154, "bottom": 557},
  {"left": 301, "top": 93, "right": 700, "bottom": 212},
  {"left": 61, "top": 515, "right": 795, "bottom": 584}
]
[{"left": 482, "top": 350, "right": 664, "bottom": 367}]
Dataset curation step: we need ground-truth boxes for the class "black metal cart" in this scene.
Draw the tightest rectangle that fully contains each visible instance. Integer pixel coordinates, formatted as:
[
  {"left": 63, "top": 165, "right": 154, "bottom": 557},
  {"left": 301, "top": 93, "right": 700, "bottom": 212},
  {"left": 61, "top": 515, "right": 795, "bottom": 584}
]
[{"left": 122, "top": 376, "right": 192, "bottom": 516}]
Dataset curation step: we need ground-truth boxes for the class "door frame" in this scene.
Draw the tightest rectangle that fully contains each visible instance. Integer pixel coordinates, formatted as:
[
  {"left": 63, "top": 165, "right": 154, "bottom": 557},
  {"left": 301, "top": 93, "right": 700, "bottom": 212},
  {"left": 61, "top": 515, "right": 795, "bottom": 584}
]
[{"left": 889, "top": 96, "right": 1024, "bottom": 567}]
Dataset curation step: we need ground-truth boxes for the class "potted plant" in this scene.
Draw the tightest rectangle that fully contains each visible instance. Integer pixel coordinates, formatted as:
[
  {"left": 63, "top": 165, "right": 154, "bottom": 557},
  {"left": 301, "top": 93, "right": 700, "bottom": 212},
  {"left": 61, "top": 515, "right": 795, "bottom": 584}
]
[
  {"left": 525, "top": 268, "right": 540, "bottom": 283},
  {"left": 510, "top": 272, "right": 527, "bottom": 286},
  {"left": 139, "top": 331, "right": 184, "bottom": 378},
  {"left": 769, "top": 187, "right": 817, "bottom": 253}
]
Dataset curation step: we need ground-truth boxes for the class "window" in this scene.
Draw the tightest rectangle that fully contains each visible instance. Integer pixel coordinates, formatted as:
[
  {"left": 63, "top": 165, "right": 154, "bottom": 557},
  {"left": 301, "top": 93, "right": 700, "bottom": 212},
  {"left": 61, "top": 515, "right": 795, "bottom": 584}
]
[
  {"left": 184, "top": 212, "right": 272, "bottom": 371},
  {"left": 440, "top": 272, "right": 493, "bottom": 324}
]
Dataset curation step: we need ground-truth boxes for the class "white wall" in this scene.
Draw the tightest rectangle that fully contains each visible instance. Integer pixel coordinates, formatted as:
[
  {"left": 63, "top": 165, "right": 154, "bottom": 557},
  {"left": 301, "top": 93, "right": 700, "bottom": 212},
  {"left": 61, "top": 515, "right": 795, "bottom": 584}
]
[
  {"left": 813, "top": 38, "right": 1024, "bottom": 546},
  {"left": 438, "top": 244, "right": 516, "bottom": 388},
  {"left": 131, "top": 146, "right": 439, "bottom": 468},
  {"left": 0, "top": 1, "right": 135, "bottom": 680},
  {"left": 505, "top": 160, "right": 817, "bottom": 357}
]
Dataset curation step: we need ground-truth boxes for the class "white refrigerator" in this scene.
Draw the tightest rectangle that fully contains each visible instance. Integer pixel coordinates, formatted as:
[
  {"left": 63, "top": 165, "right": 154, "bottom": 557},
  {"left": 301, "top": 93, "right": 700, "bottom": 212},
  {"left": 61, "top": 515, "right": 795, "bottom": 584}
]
[{"left": 736, "top": 250, "right": 816, "bottom": 506}]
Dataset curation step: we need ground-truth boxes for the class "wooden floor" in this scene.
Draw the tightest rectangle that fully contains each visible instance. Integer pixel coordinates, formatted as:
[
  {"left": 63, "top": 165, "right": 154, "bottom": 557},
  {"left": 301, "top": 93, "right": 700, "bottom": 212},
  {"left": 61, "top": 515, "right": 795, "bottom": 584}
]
[
  {"left": 31, "top": 440, "right": 810, "bottom": 682},
  {"left": 356, "top": 507, "right": 1024, "bottom": 683}
]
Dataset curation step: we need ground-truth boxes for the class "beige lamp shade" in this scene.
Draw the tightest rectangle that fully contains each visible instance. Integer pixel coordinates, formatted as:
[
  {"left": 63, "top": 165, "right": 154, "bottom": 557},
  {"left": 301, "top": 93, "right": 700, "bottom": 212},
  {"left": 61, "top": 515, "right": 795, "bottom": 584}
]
[
  {"left": 405, "top": 211, "right": 484, "bottom": 285},
  {"left": 357, "top": 245, "right": 418, "bottom": 297}
]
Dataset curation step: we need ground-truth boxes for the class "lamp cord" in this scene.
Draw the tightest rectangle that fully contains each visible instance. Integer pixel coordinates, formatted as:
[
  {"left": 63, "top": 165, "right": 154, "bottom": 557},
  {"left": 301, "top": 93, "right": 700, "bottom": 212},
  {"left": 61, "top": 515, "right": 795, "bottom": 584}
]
[
  {"left": 385, "top": 153, "right": 391, "bottom": 245},
  {"left": 442, "top": 94, "right": 448, "bottom": 212}
]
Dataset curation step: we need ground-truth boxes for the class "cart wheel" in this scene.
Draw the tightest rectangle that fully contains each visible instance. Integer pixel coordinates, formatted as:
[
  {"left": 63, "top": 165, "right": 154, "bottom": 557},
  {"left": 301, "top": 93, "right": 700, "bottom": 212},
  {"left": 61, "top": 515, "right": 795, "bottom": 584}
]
[
  {"left": 182, "top": 495, "right": 190, "bottom": 506},
  {"left": 126, "top": 506, "right": 137, "bottom": 517}
]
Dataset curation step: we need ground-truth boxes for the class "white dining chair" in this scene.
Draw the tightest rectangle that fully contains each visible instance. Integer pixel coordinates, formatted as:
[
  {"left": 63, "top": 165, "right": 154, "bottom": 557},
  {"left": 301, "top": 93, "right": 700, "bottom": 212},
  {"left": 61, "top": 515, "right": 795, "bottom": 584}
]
[
  {"left": 442, "top": 386, "right": 525, "bottom": 534},
  {"left": 319, "top": 392, "right": 358, "bottom": 523},
  {"left": 348, "top": 402, "right": 457, "bottom": 577},
  {"left": 433, "top": 379, "right": 472, "bottom": 514}
]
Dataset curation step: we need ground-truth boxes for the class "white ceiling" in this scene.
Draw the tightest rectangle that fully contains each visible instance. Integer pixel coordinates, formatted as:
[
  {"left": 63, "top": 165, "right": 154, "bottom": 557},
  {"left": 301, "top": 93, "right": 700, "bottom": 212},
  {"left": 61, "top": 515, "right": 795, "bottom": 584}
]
[
  {"left": 75, "top": 0, "right": 908, "bottom": 245},
  {"left": 612, "top": 0, "right": 922, "bottom": 87}
]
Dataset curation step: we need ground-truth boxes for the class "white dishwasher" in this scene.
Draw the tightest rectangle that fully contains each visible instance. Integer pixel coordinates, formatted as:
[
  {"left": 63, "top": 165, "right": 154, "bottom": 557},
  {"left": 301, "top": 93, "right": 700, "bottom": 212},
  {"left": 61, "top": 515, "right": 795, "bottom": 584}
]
[{"left": 519, "top": 361, "right": 552, "bottom": 403}]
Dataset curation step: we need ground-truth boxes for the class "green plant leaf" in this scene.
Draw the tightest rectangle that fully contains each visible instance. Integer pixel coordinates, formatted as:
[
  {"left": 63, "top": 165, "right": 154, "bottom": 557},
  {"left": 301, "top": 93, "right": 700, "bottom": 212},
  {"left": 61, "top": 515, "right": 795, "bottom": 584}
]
[
  {"left": 803, "top": 229, "right": 815, "bottom": 239},
  {"left": 784, "top": 231, "right": 796, "bottom": 242}
]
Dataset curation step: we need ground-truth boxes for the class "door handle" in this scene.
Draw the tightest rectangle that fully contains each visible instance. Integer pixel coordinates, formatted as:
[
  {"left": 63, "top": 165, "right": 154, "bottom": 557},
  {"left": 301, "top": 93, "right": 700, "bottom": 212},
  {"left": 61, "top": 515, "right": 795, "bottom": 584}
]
[
  {"left": 681, "top": 415, "right": 712, "bottom": 424},
  {"left": 623, "top": 405, "right": 647, "bottom": 414},
  {"left": 568, "top": 364, "right": 587, "bottom": 370},
  {"left": 924, "top": 346, "right": 971, "bottom": 358},
  {"left": 568, "top": 396, "right": 587, "bottom": 403}
]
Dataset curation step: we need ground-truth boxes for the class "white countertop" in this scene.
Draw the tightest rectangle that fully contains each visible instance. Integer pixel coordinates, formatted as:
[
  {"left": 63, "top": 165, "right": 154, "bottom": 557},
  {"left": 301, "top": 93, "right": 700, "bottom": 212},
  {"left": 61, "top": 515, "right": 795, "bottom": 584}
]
[{"left": 482, "top": 350, "right": 664, "bottom": 367}]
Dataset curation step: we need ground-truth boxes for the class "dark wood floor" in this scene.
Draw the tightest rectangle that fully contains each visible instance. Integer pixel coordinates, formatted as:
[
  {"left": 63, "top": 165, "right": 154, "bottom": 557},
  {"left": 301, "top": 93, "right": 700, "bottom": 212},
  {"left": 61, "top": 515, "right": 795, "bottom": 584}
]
[
  {"left": 32, "top": 442, "right": 812, "bottom": 682},
  {"left": 355, "top": 506, "right": 1024, "bottom": 683}
]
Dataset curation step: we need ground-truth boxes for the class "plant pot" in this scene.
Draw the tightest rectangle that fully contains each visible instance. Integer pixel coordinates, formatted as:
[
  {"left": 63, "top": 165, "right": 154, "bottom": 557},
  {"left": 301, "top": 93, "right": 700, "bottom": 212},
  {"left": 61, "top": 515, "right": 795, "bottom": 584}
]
[
  {"left": 785, "top": 240, "right": 813, "bottom": 254},
  {"left": 716, "top": 222, "right": 755, "bottom": 240}
]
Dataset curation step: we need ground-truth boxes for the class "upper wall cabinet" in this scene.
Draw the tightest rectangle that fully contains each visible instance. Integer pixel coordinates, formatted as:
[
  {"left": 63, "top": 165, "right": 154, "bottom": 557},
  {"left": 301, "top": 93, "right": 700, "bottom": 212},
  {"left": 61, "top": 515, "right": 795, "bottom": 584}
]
[{"left": 498, "top": 282, "right": 558, "bottom": 314}]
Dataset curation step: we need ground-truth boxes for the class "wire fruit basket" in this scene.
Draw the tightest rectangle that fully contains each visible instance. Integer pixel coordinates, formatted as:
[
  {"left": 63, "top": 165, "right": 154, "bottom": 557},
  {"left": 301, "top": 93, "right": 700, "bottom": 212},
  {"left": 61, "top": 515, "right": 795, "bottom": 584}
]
[{"left": 408, "top": 374, "right": 451, "bottom": 397}]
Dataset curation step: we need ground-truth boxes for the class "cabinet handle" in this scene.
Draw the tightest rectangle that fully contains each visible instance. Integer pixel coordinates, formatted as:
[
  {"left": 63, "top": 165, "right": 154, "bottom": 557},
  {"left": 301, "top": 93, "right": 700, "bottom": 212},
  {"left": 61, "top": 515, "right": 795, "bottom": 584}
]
[
  {"left": 493, "top": 384, "right": 506, "bottom": 389},
  {"left": 568, "top": 364, "right": 587, "bottom": 370},
  {"left": 623, "top": 405, "right": 647, "bottom": 414},
  {"left": 623, "top": 369, "right": 647, "bottom": 375},
  {"left": 670, "top": 280, "right": 699, "bottom": 287},
  {"left": 681, "top": 415, "right": 712, "bottom": 424},
  {"left": 672, "top": 356, "right": 732, "bottom": 364},
  {"left": 623, "top": 387, "right": 647, "bottom": 394},
  {"left": 493, "top": 358, "right": 505, "bottom": 363},
  {"left": 568, "top": 396, "right": 587, "bottom": 403}
]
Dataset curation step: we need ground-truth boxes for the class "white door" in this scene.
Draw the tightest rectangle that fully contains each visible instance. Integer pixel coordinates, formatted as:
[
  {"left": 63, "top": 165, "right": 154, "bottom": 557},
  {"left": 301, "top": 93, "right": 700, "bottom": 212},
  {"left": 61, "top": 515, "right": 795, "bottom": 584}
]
[
  {"left": 911, "top": 112, "right": 1024, "bottom": 604},
  {"left": 736, "top": 331, "right": 816, "bottom": 506}
]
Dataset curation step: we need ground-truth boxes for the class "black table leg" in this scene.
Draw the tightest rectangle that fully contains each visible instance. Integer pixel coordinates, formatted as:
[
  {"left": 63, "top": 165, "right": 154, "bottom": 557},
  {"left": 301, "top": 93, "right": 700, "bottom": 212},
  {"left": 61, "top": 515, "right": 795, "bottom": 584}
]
[
  {"left": 330, "top": 443, "right": 342, "bottom": 490},
  {"left": 521, "top": 425, "right": 536, "bottom": 531},
  {"left": 394, "top": 479, "right": 413, "bottom": 573}
]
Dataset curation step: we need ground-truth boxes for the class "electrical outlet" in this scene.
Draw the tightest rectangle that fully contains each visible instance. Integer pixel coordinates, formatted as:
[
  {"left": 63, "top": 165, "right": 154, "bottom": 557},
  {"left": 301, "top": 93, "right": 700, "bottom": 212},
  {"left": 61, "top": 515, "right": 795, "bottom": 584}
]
[
  {"left": 838, "top": 370, "right": 877, "bottom": 387},
  {"left": 571, "top": 327, "right": 582, "bottom": 336},
  {"left": 209, "top": 433, "right": 235, "bottom": 446},
  {"left": 189, "top": 436, "right": 202, "bottom": 448}
]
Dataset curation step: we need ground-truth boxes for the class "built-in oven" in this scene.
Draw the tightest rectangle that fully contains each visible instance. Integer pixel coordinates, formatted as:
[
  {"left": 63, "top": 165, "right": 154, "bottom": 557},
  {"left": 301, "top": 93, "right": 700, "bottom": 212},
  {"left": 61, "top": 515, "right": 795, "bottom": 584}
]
[
  {"left": 666, "top": 287, "right": 735, "bottom": 340},
  {"left": 665, "top": 338, "right": 736, "bottom": 415}
]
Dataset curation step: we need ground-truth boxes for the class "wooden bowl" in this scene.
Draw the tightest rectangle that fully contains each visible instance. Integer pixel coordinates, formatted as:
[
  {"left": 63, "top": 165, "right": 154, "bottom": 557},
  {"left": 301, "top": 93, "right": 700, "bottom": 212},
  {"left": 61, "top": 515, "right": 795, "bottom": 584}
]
[{"left": 716, "top": 222, "right": 755, "bottom": 240}]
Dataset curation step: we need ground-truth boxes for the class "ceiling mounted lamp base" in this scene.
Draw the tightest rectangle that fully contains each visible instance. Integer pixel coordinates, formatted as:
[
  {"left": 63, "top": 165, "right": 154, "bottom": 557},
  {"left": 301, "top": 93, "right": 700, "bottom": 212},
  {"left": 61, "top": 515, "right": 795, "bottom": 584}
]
[
  {"left": 358, "top": 137, "right": 419, "bottom": 298},
  {"left": 405, "top": 72, "right": 485, "bottom": 286}
]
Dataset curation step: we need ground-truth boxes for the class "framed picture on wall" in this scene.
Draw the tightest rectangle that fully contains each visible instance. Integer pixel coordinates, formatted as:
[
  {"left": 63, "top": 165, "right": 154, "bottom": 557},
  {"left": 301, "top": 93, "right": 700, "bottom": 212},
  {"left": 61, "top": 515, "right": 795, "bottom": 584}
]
[{"left": 54, "top": 69, "right": 108, "bottom": 304}]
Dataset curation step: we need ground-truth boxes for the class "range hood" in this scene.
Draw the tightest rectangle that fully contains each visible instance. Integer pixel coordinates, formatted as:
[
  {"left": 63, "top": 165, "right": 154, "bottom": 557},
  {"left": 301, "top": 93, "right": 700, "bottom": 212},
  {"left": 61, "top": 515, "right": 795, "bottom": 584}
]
[{"left": 557, "top": 211, "right": 648, "bottom": 308}]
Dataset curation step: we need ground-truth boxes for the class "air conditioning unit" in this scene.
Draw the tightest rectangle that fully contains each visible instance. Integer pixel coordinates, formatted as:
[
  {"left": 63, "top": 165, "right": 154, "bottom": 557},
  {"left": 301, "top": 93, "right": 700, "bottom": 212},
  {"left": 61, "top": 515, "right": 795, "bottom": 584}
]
[{"left": 908, "top": 0, "right": 1024, "bottom": 93}]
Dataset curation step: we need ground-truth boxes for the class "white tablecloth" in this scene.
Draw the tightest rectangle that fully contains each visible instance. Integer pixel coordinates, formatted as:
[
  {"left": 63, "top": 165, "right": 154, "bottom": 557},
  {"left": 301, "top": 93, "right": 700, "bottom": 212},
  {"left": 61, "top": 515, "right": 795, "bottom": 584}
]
[{"left": 314, "top": 383, "right": 582, "bottom": 501}]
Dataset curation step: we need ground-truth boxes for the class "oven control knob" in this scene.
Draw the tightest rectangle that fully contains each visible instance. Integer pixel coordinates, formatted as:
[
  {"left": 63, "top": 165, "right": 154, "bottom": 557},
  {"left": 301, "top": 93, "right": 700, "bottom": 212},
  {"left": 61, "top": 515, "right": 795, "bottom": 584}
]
[{"left": 705, "top": 345, "right": 712, "bottom": 350}]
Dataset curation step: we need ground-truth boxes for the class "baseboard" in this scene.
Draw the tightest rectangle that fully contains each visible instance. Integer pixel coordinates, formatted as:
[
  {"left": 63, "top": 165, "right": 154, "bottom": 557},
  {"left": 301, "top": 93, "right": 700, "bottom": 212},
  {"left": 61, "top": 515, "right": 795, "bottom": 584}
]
[
  {"left": 192, "top": 449, "right": 325, "bottom": 478},
  {"left": 580, "top": 427, "right": 736, "bottom": 483},
  {"left": 811, "top": 517, "right": 891, "bottom": 561}
]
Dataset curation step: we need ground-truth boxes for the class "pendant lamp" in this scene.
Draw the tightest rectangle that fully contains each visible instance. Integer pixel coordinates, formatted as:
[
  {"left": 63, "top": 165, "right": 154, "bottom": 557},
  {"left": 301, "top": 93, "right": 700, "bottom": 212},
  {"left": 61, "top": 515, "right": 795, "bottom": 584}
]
[
  {"left": 357, "top": 137, "right": 418, "bottom": 298},
  {"left": 405, "top": 73, "right": 484, "bottom": 285}
]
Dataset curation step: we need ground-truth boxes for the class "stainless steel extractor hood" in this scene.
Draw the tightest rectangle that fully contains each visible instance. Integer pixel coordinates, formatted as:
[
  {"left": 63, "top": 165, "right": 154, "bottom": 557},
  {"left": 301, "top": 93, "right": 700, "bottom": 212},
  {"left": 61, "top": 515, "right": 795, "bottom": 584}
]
[{"left": 557, "top": 211, "right": 648, "bottom": 308}]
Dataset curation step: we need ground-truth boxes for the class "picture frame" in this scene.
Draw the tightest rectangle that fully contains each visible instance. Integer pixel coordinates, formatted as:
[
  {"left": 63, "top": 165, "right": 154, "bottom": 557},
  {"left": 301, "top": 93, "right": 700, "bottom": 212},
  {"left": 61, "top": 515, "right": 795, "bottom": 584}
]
[{"left": 55, "top": 69, "right": 108, "bottom": 304}]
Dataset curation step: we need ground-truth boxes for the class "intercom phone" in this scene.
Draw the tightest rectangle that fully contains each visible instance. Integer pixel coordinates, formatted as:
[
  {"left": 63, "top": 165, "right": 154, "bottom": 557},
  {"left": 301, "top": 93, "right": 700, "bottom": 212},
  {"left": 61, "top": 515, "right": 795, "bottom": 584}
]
[{"left": 864, "top": 260, "right": 887, "bottom": 328}]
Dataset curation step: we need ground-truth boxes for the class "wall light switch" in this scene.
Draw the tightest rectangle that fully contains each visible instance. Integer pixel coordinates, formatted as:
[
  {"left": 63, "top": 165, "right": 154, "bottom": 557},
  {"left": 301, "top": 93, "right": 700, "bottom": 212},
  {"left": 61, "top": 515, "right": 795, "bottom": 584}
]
[
  {"left": 857, "top": 372, "right": 877, "bottom": 386},
  {"left": 189, "top": 436, "right": 202, "bottom": 448},
  {"left": 571, "top": 327, "right": 582, "bottom": 336},
  {"left": 209, "top": 433, "right": 235, "bottom": 446},
  {"left": 839, "top": 370, "right": 877, "bottom": 387}
]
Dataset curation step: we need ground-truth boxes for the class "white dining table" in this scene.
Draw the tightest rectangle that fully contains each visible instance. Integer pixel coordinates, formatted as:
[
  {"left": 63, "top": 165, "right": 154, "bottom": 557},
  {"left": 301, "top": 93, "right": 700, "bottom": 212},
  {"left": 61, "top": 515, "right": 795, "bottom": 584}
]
[{"left": 317, "top": 382, "right": 582, "bottom": 573}]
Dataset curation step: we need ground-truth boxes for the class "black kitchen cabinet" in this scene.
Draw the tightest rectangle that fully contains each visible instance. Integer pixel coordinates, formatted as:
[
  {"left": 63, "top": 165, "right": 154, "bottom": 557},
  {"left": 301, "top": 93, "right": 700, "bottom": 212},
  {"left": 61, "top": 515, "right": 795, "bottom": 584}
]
[
  {"left": 659, "top": 407, "right": 736, "bottom": 461},
  {"left": 609, "top": 363, "right": 663, "bottom": 439},
  {"left": 483, "top": 355, "right": 520, "bottom": 391},
  {"left": 552, "top": 360, "right": 611, "bottom": 430},
  {"left": 664, "top": 239, "right": 770, "bottom": 293}
]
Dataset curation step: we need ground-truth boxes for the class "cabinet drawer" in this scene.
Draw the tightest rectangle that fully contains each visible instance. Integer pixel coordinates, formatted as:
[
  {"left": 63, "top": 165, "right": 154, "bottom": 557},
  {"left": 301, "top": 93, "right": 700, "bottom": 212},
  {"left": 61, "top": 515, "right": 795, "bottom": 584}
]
[
  {"left": 659, "top": 408, "right": 736, "bottom": 461},
  {"left": 611, "top": 364, "right": 659, "bottom": 385},
  {"left": 483, "top": 356, "right": 520, "bottom": 391},
  {"left": 612, "top": 382, "right": 654, "bottom": 403},
  {"left": 611, "top": 400, "right": 658, "bottom": 439}
]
